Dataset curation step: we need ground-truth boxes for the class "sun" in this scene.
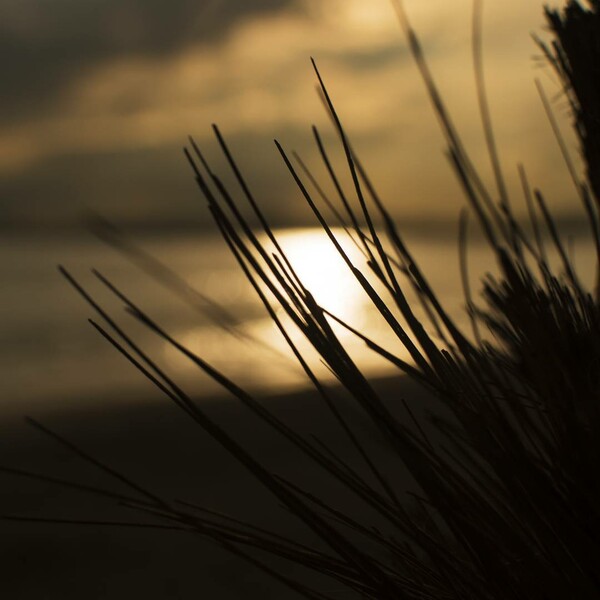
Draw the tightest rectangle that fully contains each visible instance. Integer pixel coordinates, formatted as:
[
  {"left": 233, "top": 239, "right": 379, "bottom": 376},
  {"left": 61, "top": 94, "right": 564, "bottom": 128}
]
[{"left": 274, "top": 228, "right": 365, "bottom": 320}]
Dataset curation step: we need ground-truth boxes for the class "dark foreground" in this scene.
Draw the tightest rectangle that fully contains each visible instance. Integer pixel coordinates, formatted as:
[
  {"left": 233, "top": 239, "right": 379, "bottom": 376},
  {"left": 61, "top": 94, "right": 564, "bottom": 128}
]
[{"left": 1, "top": 376, "right": 435, "bottom": 599}]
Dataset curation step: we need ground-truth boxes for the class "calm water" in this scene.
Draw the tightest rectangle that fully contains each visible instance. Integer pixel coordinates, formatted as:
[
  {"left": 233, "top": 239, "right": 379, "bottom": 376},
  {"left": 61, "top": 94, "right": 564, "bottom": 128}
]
[{"left": 1, "top": 226, "right": 595, "bottom": 416}]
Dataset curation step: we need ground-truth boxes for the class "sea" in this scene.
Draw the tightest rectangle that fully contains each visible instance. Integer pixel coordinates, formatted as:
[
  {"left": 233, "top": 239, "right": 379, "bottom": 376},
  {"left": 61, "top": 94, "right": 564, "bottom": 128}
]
[{"left": 1, "top": 225, "right": 596, "bottom": 417}]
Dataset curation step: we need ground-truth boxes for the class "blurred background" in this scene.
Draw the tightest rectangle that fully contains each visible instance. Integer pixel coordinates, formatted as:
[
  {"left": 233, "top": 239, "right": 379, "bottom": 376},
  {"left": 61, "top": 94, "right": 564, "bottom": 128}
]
[
  {"left": 0, "top": 0, "right": 593, "bottom": 416},
  {"left": 2, "top": 2, "right": 599, "bottom": 597}
]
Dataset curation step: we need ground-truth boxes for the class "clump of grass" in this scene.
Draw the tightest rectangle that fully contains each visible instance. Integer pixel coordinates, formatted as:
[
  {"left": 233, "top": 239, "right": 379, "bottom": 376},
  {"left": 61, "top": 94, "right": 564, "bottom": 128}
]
[
  {"left": 543, "top": 0, "right": 600, "bottom": 209},
  {"left": 3, "top": 1, "right": 600, "bottom": 598}
]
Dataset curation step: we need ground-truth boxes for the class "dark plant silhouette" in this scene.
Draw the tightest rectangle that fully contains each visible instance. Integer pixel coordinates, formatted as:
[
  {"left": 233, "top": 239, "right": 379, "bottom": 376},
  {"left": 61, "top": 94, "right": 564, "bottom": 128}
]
[
  {"left": 3, "top": 1, "right": 600, "bottom": 598},
  {"left": 544, "top": 0, "right": 600, "bottom": 206},
  {"left": 538, "top": 0, "right": 600, "bottom": 294}
]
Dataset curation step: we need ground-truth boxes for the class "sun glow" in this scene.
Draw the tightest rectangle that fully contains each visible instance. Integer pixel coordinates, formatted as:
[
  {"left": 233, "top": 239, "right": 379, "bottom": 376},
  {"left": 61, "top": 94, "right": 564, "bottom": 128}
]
[
  {"left": 339, "top": 0, "right": 394, "bottom": 33},
  {"left": 161, "top": 227, "right": 423, "bottom": 390},
  {"left": 275, "top": 228, "right": 364, "bottom": 320}
]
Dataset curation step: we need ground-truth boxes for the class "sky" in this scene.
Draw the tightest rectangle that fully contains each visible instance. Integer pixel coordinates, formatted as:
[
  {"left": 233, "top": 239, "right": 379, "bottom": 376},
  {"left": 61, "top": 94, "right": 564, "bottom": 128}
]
[{"left": 0, "top": 0, "right": 580, "bottom": 230}]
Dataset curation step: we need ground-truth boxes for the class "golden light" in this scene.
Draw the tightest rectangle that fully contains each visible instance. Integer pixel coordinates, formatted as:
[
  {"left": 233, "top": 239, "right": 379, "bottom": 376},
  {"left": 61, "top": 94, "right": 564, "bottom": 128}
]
[
  {"left": 161, "top": 227, "right": 397, "bottom": 391},
  {"left": 275, "top": 228, "right": 365, "bottom": 320},
  {"left": 339, "top": 0, "right": 394, "bottom": 32}
]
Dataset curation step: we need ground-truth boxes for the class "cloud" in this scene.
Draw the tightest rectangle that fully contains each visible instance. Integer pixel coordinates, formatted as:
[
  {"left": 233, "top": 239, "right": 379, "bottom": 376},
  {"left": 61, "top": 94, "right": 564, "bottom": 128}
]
[
  {"left": 0, "top": 0, "right": 295, "bottom": 124},
  {"left": 0, "top": 0, "right": 582, "bottom": 226}
]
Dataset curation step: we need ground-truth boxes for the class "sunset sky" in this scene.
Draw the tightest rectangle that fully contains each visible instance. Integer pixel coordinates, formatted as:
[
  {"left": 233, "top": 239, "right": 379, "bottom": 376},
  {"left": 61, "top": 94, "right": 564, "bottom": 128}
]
[{"left": 0, "top": 0, "right": 578, "bottom": 229}]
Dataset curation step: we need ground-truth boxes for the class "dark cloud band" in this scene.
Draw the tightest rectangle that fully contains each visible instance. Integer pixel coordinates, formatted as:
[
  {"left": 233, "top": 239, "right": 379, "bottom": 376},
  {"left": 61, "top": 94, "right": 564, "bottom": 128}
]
[{"left": 0, "top": 0, "right": 296, "bottom": 123}]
